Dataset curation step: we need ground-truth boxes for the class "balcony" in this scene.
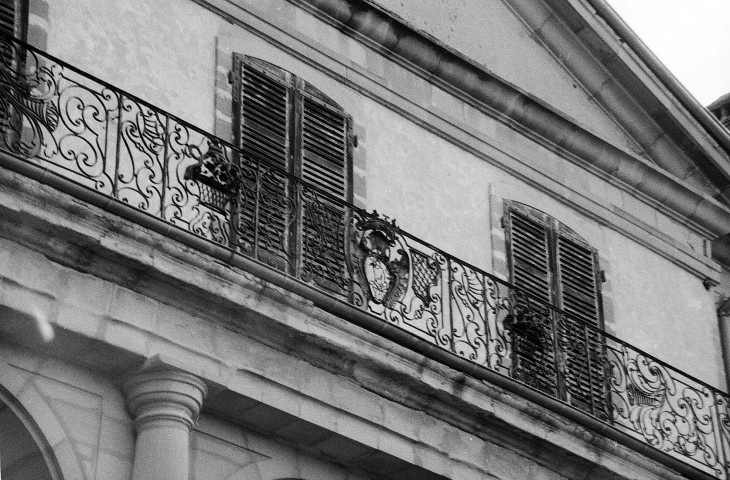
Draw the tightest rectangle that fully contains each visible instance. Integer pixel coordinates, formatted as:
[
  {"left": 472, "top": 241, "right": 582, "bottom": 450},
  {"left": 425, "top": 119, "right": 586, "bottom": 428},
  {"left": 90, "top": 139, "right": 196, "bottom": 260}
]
[{"left": 0, "top": 36, "right": 728, "bottom": 479}]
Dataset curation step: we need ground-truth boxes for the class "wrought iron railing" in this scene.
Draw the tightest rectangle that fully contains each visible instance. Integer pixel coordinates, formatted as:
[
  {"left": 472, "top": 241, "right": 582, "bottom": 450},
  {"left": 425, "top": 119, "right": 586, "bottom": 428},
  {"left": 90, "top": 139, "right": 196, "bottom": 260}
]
[{"left": 1, "top": 35, "right": 728, "bottom": 479}]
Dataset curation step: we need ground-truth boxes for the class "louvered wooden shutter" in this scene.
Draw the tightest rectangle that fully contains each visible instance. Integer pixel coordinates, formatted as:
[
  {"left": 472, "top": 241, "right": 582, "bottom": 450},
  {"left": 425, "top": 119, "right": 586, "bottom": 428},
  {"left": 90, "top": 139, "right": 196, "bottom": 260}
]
[
  {"left": 556, "top": 234, "right": 607, "bottom": 416},
  {"left": 0, "top": 0, "right": 15, "bottom": 39},
  {"left": 238, "top": 57, "right": 291, "bottom": 168},
  {"left": 507, "top": 209, "right": 558, "bottom": 396},
  {"left": 233, "top": 56, "right": 295, "bottom": 268},
  {"left": 506, "top": 203, "right": 606, "bottom": 415},
  {"left": 509, "top": 210, "right": 551, "bottom": 304},
  {"left": 298, "top": 89, "right": 350, "bottom": 294},
  {"left": 232, "top": 55, "right": 351, "bottom": 285},
  {"left": 556, "top": 235, "right": 599, "bottom": 326},
  {"left": 301, "top": 94, "right": 348, "bottom": 200}
]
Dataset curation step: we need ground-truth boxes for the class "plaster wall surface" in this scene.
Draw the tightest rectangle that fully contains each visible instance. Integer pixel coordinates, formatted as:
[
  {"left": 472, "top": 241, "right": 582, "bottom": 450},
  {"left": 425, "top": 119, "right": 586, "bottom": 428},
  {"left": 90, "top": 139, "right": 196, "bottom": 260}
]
[
  {"left": 34, "top": 0, "right": 725, "bottom": 388},
  {"left": 360, "top": 95, "right": 493, "bottom": 268},
  {"left": 45, "top": 0, "right": 219, "bottom": 132},
  {"left": 42, "top": 0, "right": 640, "bottom": 157}
]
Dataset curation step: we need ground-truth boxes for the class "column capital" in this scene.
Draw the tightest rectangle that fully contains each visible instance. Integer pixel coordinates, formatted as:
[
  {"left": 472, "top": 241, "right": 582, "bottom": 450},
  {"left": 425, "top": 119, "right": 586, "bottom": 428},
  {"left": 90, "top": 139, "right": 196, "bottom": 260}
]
[{"left": 124, "top": 365, "right": 207, "bottom": 432}]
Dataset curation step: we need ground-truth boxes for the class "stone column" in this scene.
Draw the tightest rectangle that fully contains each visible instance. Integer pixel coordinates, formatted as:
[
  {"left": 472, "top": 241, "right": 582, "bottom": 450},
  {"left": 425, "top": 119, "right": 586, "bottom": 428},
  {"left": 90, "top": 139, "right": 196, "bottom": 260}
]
[{"left": 124, "top": 366, "right": 207, "bottom": 480}]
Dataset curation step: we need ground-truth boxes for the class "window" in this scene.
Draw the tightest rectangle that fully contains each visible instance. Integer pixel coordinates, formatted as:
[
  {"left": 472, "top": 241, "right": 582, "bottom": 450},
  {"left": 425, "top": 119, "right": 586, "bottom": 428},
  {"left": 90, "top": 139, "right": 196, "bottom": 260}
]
[
  {"left": 229, "top": 55, "right": 353, "bottom": 293},
  {"left": 504, "top": 201, "right": 608, "bottom": 417}
]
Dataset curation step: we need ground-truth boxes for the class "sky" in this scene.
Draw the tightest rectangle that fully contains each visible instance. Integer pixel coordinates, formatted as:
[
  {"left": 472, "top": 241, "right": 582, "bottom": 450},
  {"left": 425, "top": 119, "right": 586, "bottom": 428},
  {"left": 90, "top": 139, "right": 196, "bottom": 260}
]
[{"left": 608, "top": 0, "right": 730, "bottom": 106}]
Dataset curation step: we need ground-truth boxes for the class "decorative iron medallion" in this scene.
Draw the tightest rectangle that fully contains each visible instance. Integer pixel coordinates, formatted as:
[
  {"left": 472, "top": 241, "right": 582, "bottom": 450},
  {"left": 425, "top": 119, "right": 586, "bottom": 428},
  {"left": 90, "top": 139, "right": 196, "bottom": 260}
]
[{"left": 348, "top": 213, "right": 409, "bottom": 309}]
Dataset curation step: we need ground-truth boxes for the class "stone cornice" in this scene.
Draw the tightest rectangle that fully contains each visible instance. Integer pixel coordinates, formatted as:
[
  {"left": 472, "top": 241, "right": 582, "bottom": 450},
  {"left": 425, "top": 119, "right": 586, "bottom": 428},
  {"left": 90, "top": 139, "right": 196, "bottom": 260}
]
[
  {"left": 505, "top": 0, "right": 730, "bottom": 204},
  {"left": 297, "top": 0, "right": 730, "bottom": 240},
  {"left": 584, "top": 0, "right": 730, "bottom": 180}
]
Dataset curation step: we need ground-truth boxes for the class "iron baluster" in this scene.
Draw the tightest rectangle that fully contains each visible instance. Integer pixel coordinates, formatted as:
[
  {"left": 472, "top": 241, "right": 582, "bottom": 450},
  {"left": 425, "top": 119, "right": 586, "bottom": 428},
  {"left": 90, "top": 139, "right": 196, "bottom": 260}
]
[
  {"left": 444, "top": 256, "right": 456, "bottom": 353},
  {"left": 711, "top": 390, "right": 727, "bottom": 478},
  {"left": 160, "top": 116, "right": 170, "bottom": 221},
  {"left": 551, "top": 309, "right": 563, "bottom": 403},
  {"left": 113, "top": 98, "right": 123, "bottom": 199},
  {"left": 253, "top": 154, "right": 261, "bottom": 261},
  {"left": 584, "top": 322, "right": 595, "bottom": 416}
]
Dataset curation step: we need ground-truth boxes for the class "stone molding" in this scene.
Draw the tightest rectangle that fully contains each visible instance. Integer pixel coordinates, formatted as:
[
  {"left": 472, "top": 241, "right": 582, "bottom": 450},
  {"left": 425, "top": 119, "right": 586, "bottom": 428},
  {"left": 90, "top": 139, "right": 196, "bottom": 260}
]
[
  {"left": 585, "top": 0, "right": 730, "bottom": 175},
  {"left": 505, "top": 0, "right": 727, "bottom": 201}
]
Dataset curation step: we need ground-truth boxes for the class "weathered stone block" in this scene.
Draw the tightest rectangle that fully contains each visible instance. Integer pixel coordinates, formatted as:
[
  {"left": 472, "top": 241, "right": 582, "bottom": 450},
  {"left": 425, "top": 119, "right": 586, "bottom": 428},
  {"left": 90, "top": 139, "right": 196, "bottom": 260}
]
[
  {"left": 109, "top": 288, "right": 158, "bottom": 331},
  {"left": 55, "top": 303, "right": 103, "bottom": 338},
  {"left": 63, "top": 272, "right": 115, "bottom": 314},
  {"left": 155, "top": 303, "right": 214, "bottom": 353},
  {"left": 103, "top": 322, "right": 150, "bottom": 356}
]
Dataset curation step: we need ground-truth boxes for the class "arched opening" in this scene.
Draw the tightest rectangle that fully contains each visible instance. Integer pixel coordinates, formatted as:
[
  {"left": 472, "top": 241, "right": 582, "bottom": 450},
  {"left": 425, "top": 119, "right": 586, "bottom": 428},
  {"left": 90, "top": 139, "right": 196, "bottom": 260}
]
[{"left": 0, "top": 386, "right": 62, "bottom": 480}]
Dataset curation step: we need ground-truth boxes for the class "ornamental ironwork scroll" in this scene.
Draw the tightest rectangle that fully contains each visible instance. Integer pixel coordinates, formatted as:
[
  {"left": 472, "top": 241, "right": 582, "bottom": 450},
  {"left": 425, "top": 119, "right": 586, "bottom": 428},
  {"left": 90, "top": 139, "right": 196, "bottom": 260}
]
[
  {"left": 2, "top": 34, "right": 729, "bottom": 480},
  {"left": 609, "top": 347, "right": 726, "bottom": 478}
]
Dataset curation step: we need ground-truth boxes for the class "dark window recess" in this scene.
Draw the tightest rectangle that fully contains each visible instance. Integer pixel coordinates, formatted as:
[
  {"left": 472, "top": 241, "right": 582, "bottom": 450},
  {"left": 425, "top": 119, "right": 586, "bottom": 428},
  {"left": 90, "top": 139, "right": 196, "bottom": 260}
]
[
  {"left": 505, "top": 201, "right": 609, "bottom": 419},
  {"left": 230, "top": 55, "right": 353, "bottom": 295}
]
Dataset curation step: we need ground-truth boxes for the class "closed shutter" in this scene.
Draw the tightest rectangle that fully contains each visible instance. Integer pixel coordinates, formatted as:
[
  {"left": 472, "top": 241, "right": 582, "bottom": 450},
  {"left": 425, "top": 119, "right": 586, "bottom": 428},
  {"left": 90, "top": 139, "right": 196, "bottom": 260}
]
[
  {"left": 507, "top": 209, "right": 558, "bottom": 396},
  {"left": 509, "top": 210, "right": 551, "bottom": 304},
  {"left": 233, "top": 56, "right": 294, "bottom": 267},
  {"left": 556, "top": 234, "right": 607, "bottom": 416},
  {"left": 299, "top": 90, "right": 350, "bottom": 293},
  {"left": 556, "top": 235, "right": 599, "bottom": 325},
  {"left": 506, "top": 203, "right": 606, "bottom": 415},
  {"left": 0, "top": 0, "right": 15, "bottom": 39},
  {"left": 301, "top": 94, "right": 348, "bottom": 200},
  {"left": 238, "top": 57, "right": 291, "bottom": 169},
  {"left": 231, "top": 55, "right": 351, "bottom": 287}
]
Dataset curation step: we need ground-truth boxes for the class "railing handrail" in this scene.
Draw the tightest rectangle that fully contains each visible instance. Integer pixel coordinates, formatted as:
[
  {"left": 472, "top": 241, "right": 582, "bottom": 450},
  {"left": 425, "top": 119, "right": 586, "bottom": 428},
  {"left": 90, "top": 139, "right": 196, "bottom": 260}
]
[
  {"left": 4, "top": 32, "right": 721, "bottom": 399},
  {"left": 2, "top": 32, "right": 728, "bottom": 479}
]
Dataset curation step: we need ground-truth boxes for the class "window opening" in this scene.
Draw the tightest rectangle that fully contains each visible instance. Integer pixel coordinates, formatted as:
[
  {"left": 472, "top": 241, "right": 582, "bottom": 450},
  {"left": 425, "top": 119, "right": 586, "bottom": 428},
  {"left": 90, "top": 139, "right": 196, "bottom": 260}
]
[
  {"left": 505, "top": 201, "right": 608, "bottom": 418},
  {"left": 229, "top": 55, "right": 353, "bottom": 296}
]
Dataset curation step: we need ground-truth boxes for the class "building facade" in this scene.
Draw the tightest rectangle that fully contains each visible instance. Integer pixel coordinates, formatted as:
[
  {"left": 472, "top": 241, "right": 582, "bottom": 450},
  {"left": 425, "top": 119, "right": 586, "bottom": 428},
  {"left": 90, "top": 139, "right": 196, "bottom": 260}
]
[{"left": 2, "top": 0, "right": 730, "bottom": 479}]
